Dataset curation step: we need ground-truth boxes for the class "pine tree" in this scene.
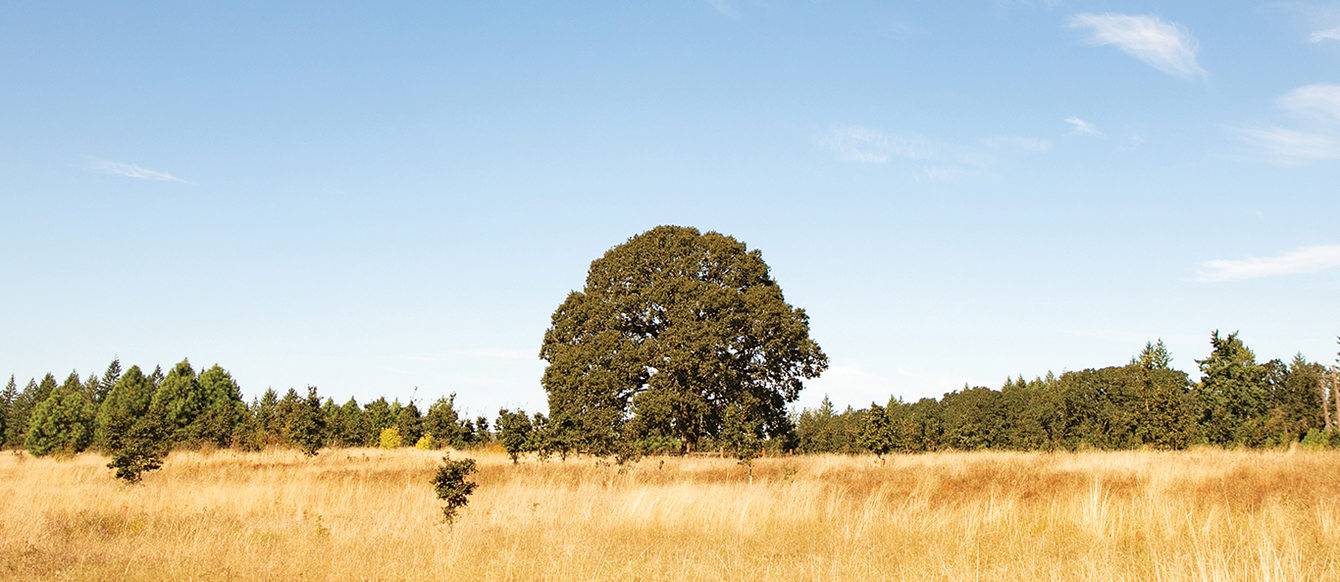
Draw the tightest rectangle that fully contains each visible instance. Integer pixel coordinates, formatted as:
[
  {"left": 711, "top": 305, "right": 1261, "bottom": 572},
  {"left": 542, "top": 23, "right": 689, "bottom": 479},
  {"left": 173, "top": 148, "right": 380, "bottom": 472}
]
[
  {"left": 1195, "top": 331, "right": 1269, "bottom": 445},
  {"left": 94, "top": 365, "right": 155, "bottom": 451},
  {"left": 0, "top": 376, "right": 15, "bottom": 448},
  {"left": 285, "top": 386, "right": 327, "bottom": 456},
  {"left": 96, "top": 358, "right": 122, "bottom": 404},
  {"left": 147, "top": 360, "right": 204, "bottom": 446},
  {"left": 192, "top": 365, "right": 245, "bottom": 447},
  {"left": 25, "top": 379, "right": 96, "bottom": 456}
]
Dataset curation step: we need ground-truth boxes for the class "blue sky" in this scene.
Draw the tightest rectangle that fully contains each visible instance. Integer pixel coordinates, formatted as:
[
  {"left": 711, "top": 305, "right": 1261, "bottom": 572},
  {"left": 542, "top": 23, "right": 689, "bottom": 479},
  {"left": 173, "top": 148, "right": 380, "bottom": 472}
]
[{"left": 3, "top": 1, "right": 1339, "bottom": 417}]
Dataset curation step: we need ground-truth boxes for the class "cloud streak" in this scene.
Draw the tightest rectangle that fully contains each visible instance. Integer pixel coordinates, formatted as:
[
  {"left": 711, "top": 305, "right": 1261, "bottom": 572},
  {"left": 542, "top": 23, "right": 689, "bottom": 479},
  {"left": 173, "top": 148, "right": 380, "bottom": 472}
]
[
  {"left": 89, "top": 158, "right": 189, "bottom": 183},
  {"left": 1067, "top": 13, "right": 1206, "bottom": 79},
  {"left": 1065, "top": 117, "right": 1103, "bottom": 136},
  {"left": 819, "top": 125, "right": 935, "bottom": 164},
  {"left": 1311, "top": 25, "right": 1340, "bottom": 43},
  {"left": 1196, "top": 244, "right": 1340, "bottom": 282},
  {"left": 1242, "top": 84, "right": 1340, "bottom": 165}
]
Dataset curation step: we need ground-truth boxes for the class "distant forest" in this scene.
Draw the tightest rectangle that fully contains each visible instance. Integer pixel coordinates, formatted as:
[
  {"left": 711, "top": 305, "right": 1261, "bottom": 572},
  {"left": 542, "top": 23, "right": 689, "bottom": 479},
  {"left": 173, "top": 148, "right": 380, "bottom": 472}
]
[{"left": 4, "top": 331, "right": 1339, "bottom": 462}]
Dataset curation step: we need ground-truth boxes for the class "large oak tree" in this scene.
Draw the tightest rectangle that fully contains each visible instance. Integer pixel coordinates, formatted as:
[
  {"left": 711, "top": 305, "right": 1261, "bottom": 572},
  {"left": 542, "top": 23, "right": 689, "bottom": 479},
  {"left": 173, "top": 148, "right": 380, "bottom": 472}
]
[{"left": 540, "top": 225, "right": 827, "bottom": 453}]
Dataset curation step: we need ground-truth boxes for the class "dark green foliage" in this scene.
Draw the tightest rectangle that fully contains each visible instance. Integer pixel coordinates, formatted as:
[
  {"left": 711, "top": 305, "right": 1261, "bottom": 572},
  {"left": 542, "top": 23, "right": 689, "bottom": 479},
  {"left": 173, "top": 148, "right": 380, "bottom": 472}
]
[
  {"left": 331, "top": 398, "right": 367, "bottom": 447},
  {"left": 25, "top": 375, "right": 96, "bottom": 456},
  {"left": 285, "top": 387, "right": 327, "bottom": 456},
  {"left": 95, "top": 365, "right": 155, "bottom": 451},
  {"left": 0, "top": 376, "right": 14, "bottom": 448},
  {"left": 1195, "top": 331, "right": 1269, "bottom": 445},
  {"left": 397, "top": 401, "right": 424, "bottom": 446},
  {"left": 96, "top": 358, "right": 122, "bottom": 404},
  {"left": 147, "top": 360, "right": 204, "bottom": 446},
  {"left": 496, "top": 408, "right": 533, "bottom": 463},
  {"left": 108, "top": 417, "right": 166, "bottom": 484},
  {"left": 431, "top": 454, "right": 478, "bottom": 524},
  {"left": 858, "top": 403, "right": 894, "bottom": 460},
  {"left": 7, "top": 375, "right": 57, "bottom": 447},
  {"left": 364, "top": 398, "right": 395, "bottom": 445},
  {"left": 721, "top": 398, "right": 764, "bottom": 478},
  {"left": 192, "top": 365, "right": 246, "bottom": 447},
  {"left": 540, "top": 226, "right": 827, "bottom": 455},
  {"left": 424, "top": 396, "right": 466, "bottom": 448}
]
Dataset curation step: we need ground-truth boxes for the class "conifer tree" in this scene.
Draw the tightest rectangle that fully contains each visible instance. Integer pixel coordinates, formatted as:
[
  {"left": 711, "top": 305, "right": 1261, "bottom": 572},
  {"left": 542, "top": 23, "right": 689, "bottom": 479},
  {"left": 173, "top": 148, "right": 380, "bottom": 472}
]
[
  {"left": 1195, "top": 331, "right": 1268, "bottom": 445},
  {"left": 147, "top": 360, "right": 204, "bottom": 446},
  {"left": 95, "top": 365, "right": 155, "bottom": 451},
  {"left": 0, "top": 376, "right": 14, "bottom": 447},
  {"left": 285, "top": 386, "right": 327, "bottom": 456},
  {"left": 96, "top": 358, "right": 122, "bottom": 404},
  {"left": 424, "top": 395, "right": 465, "bottom": 448},
  {"left": 25, "top": 378, "right": 96, "bottom": 456},
  {"left": 192, "top": 364, "right": 246, "bottom": 447}
]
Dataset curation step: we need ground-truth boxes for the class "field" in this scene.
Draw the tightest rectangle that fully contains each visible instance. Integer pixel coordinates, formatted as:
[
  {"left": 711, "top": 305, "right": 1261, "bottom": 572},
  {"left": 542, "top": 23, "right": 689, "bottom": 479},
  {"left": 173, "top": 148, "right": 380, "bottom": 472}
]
[{"left": 3, "top": 447, "right": 1340, "bottom": 581}]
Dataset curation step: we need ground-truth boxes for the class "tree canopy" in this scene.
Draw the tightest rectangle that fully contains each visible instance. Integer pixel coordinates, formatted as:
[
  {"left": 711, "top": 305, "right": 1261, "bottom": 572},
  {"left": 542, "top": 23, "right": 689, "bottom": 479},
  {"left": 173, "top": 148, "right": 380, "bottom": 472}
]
[{"left": 539, "top": 225, "right": 827, "bottom": 453}]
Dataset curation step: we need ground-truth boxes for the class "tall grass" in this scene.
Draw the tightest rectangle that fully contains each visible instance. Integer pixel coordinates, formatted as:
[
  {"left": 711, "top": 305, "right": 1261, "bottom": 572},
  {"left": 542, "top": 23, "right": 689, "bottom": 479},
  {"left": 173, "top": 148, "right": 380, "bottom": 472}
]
[{"left": 2, "top": 447, "right": 1339, "bottom": 580}]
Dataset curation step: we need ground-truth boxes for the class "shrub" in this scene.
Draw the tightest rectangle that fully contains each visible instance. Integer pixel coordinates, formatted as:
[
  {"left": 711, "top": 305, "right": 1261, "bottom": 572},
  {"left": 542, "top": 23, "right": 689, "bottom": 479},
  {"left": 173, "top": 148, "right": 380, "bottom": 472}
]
[
  {"left": 379, "top": 426, "right": 402, "bottom": 449},
  {"left": 431, "top": 454, "right": 478, "bottom": 524},
  {"left": 1302, "top": 428, "right": 1331, "bottom": 450},
  {"left": 415, "top": 434, "right": 436, "bottom": 450}
]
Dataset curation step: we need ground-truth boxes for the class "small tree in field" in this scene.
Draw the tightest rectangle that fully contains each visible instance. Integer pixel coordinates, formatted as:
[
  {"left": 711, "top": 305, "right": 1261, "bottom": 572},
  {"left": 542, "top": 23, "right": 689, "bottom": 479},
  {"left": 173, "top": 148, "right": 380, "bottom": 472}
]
[
  {"left": 431, "top": 453, "right": 478, "bottom": 524},
  {"left": 496, "top": 408, "right": 533, "bottom": 464},
  {"left": 108, "top": 418, "right": 166, "bottom": 484},
  {"left": 379, "top": 426, "right": 402, "bottom": 449}
]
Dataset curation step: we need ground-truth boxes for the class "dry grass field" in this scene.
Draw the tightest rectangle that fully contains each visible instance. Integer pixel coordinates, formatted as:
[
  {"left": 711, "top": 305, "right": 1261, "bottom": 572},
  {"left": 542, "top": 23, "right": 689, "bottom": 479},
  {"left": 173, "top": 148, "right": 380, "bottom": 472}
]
[{"left": 2, "top": 447, "right": 1340, "bottom": 581}]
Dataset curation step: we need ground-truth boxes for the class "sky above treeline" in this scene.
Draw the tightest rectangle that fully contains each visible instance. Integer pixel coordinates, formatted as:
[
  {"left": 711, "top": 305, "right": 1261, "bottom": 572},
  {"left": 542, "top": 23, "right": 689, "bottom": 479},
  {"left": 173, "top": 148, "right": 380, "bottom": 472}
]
[{"left": 3, "top": 2, "right": 1339, "bottom": 417}]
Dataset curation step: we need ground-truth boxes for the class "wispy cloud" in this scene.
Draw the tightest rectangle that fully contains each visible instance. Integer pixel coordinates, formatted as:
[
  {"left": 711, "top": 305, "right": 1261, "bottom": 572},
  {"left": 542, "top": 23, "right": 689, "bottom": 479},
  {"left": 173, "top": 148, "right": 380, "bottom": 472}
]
[
  {"left": 1242, "top": 84, "right": 1340, "bottom": 165},
  {"left": 1195, "top": 244, "right": 1340, "bottom": 282},
  {"left": 819, "top": 125, "right": 935, "bottom": 164},
  {"left": 1067, "top": 13, "right": 1206, "bottom": 79},
  {"left": 1278, "top": 84, "right": 1340, "bottom": 124},
  {"left": 1065, "top": 117, "right": 1103, "bottom": 136},
  {"left": 704, "top": 0, "right": 739, "bottom": 19},
  {"left": 88, "top": 157, "right": 189, "bottom": 183},
  {"left": 1312, "top": 25, "right": 1340, "bottom": 42},
  {"left": 820, "top": 125, "right": 1054, "bottom": 180}
]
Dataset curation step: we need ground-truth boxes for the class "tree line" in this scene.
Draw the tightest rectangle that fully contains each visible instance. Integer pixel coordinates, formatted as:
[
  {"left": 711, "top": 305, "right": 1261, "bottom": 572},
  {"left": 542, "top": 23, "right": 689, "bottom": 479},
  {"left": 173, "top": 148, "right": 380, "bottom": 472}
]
[
  {"left": 3, "top": 331, "right": 1338, "bottom": 473},
  {"left": 0, "top": 358, "right": 496, "bottom": 461},
  {"left": 794, "top": 333, "right": 1340, "bottom": 455}
]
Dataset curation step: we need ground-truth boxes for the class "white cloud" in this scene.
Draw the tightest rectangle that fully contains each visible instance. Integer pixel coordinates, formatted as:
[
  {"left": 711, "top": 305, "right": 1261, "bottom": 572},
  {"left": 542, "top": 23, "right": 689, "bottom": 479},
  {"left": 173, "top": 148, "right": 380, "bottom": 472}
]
[
  {"left": 1065, "top": 117, "right": 1103, "bottom": 136},
  {"left": 1242, "top": 84, "right": 1340, "bottom": 165},
  {"left": 1242, "top": 126, "right": 1340, "bottom": 164},
  {"left": 1195, "top": 244, "right": 1340, "bottom": 282},
  {"left": 1067, "top": 13, "right": 1207, "bottom": 79},
  {"left": 1310, "top": 25, "right": 1340, "bottom": 43},
  {"left": 88, "top": 158, "right": 189, "bottom": 183},
  {"left": 819, "top": 125, "right": 935, "bottom": 164},
  {"left": 1277, "top": 84, "right": 1340, "bottom": 124}
]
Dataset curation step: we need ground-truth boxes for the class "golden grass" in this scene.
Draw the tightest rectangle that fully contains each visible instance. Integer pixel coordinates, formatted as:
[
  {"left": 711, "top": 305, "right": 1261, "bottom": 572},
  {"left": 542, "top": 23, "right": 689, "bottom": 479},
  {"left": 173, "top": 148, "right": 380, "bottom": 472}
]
[{"left": 2, "top": 447, "right": 1339, "bottom": 581}]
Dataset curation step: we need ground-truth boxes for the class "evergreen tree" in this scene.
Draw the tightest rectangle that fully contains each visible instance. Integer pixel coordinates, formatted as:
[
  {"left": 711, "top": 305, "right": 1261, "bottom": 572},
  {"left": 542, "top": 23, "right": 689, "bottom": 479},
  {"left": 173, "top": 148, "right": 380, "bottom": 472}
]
[
  {"left": 108, "top": 416, "right": 167, "bottom": 484},
  {"left": 96, "top": 358, "right": 122, "bottom": 404},
  {"left": 192, "top": 364, "right": 246, "bottom": 447},
  {"left": 5, "top": 378, "right": 41, "bottom": 447},
  {"left": 364, "top": 397, "right": 395, "bottom": 442},
  {"left": 0, "top": 376, "right": 15, "bottom": 447},
  {"left": 147, "top": 365, "right": 165, "bottom": 389},
  {"left": 424, "top": 395, "right": 466, "bottom": 448},
  {"left": 94, "top": 365, "right": 155, "bottom": 451},
  {"left": 253, "top": 388, "right": 281, "bottom": 445},
  {"left": 285, "top": 386, "right": 327, "bottom": 456},
  {"left": 397, "top": 401, "right": 424, "bottom": 445},
  {"left": 334, "top": 398, "right": 366, "bottom": 447},
  {"left": 25, "top": 378, "right": 96, "bottom": 456},
  {"left": 1195, "top": 331, "right": 1269, "bottom": 445},
  {"left": 147, "top": 360, "right": 204, "bottom": 446},
  {"left": 857, "top": 402, "right": 894, "bottom": 460}
]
